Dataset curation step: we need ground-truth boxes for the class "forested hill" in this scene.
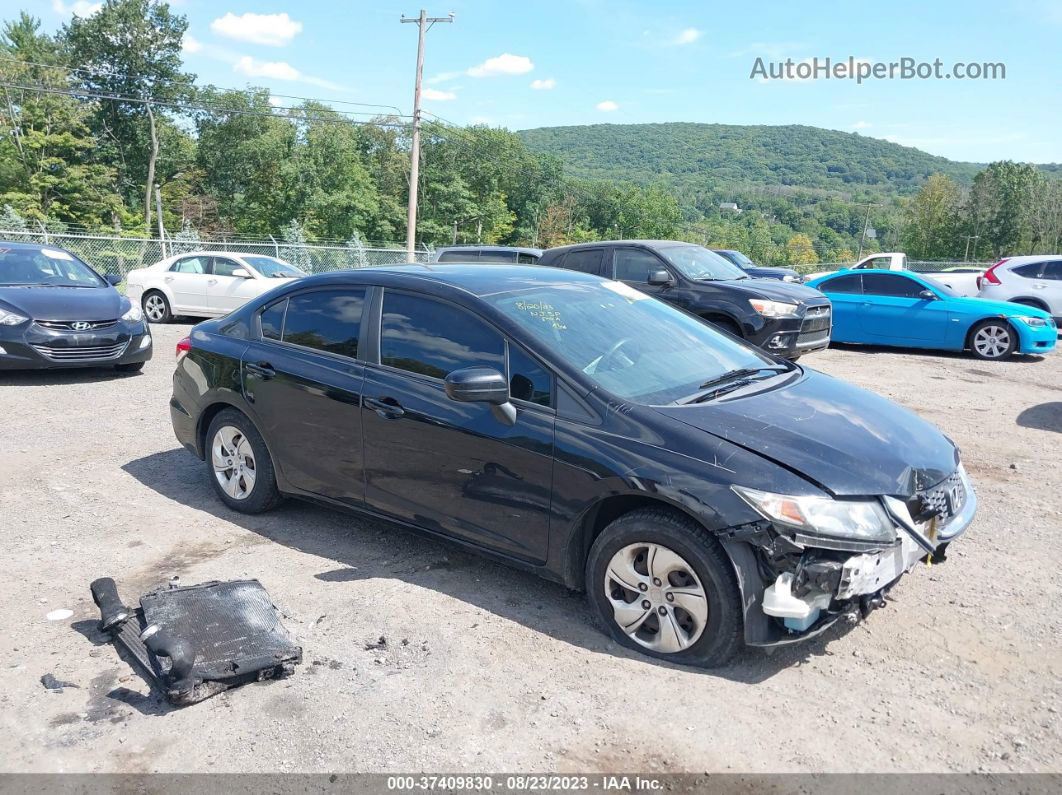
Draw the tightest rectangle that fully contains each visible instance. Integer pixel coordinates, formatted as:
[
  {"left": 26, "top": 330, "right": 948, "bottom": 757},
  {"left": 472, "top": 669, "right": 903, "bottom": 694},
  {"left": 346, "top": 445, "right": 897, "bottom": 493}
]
[{"left": 517, "top": 123, "right": 987, "bottom": 197}]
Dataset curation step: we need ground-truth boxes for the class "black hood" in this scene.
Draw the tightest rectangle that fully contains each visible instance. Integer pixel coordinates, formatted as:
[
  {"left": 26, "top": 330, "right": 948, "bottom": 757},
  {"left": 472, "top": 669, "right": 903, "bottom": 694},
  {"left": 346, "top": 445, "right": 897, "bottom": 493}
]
[
  {"left": 710, "top": 278, "right": 826, "bottom": 305},
  {"left": 654, "top": 369, "right": 958, "bottom": 497},
  {"left": 0, "top": 285, "right": 126, "bottom": 322},
  {"left": 744, "top": 265, "right": 800, "bottom": 280}
]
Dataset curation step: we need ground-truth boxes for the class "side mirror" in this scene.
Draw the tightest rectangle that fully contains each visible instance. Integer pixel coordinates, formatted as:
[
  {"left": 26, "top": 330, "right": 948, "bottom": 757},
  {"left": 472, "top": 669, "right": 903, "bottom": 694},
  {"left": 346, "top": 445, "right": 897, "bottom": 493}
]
[
  {"left": 918, "top": 289, "right": 937, "bottom": 300},
  {"left": 231, "top": 268, "right": 252, "bottom": 279},
  {"left": 444, "top": 367, "right": 516, "bottom": 425},
  {"left": 648, "top": 269, "right": 673, "bottom": 286},
  {"left": 105, "top": 273, "right": 122, "bottom": 286}
]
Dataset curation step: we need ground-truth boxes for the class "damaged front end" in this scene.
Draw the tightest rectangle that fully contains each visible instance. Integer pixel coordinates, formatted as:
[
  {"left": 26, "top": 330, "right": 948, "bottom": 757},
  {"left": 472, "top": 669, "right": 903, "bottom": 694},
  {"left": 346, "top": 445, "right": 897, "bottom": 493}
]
[{"left": 721, "top": 464, "right": 976, "bottom": 647}]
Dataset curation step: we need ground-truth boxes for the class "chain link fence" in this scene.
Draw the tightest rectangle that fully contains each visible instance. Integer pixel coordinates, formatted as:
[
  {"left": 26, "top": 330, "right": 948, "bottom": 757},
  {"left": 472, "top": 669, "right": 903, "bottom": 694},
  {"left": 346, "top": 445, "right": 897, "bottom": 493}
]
[
  {"left": 793, "top": 259, "right": 994, "bottom": 276},
  {"left": 0, "top": 230, "right": 432, "bottom": 278}
]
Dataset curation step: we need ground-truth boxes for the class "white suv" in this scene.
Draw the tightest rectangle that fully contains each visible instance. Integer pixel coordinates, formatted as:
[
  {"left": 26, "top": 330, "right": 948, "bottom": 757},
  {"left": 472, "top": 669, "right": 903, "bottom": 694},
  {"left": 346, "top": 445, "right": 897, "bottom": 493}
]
[
  {"left": 978, "top": 255, "right": 1062, "bottom": 320},
  {"left": 126, "top": 251, "right": 306, "bottom": 323}
]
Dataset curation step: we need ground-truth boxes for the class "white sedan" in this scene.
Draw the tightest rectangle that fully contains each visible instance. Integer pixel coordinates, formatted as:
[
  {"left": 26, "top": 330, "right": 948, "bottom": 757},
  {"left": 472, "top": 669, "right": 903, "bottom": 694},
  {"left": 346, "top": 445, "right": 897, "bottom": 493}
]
[{"left": 125, "top": 251, "right": 307, "bottom": 323}]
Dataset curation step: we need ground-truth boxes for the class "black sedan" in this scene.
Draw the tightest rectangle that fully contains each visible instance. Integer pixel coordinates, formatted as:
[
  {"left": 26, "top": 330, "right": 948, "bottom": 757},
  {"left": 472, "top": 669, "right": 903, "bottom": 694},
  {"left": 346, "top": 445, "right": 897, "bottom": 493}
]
[
  {"left": 712, "top": 248, "right": 804, "bottom": 283},
  {"left": 0, "top": 241, "right": 152, "bottom": 372},
  {"left": 170, "top": 264, "right": 975, "bottom": 666}
]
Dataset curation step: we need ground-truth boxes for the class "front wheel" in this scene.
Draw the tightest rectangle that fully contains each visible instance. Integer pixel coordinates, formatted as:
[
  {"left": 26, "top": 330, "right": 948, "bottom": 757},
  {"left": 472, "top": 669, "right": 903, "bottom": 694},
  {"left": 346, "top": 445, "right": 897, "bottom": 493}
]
[
  {"left": 585, "top": 508, "right": 742, "bottom": 667},
  {"left": 969, "top": 319, "right": 1017, "bottom": 360},
  {"left": 205, "top": 409, "right": 282, "bottom": 514}
]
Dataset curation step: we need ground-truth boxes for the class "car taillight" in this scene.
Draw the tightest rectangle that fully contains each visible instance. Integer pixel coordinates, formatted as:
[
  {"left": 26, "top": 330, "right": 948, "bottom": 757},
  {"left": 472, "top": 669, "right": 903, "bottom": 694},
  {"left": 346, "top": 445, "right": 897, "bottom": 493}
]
[
  {"left": 176, "top": 336, "right": 191, "bottom": 360},
  {"left": 980, "top": 258, "right": 1009, "bottom": 288}
]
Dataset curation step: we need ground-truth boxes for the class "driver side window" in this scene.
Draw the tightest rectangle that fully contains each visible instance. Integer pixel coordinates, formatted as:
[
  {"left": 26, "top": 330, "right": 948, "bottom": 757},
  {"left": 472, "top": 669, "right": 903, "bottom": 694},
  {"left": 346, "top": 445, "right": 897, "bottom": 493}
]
[
  {"left": 613, "top": 248, "right": 665, "bottom": 282},
  {"left": 212, "top": 257, "right": 244, "bottom": 277}
]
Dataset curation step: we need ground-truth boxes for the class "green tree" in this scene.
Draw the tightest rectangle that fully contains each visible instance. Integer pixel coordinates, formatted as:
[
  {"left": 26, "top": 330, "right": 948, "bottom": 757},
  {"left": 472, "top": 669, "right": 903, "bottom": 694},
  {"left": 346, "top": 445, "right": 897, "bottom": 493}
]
[
  {"left": 965, "top": 161, "right": 1045, "bottom": 257},
  {"left": 901, "top": 174, "right": 962, "bottom": 259},
  {"left": 784, "top": 233, "right": 819, "bottom": 265}
]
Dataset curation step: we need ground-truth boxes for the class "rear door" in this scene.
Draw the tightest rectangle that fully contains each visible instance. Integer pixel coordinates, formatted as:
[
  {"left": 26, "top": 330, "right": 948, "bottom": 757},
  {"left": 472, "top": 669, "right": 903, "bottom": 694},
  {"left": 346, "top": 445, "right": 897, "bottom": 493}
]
[
  {"left": 859, "top": 273, "right": 950, "bottom": 342},
  {"left": 241, "top": 287, "right": 369, "bottom": 505},
  {"left": 209, "top": 256, "right": 264, "bottom": 313},
  {"left": 165, "top": 255, "right": 211, "bottom": 313},
  {"left": 360, "top": 289, "right": 555, "bottom": 563},
  {"left": 559, "top": 247, "right": 605, "bottom": 276}
]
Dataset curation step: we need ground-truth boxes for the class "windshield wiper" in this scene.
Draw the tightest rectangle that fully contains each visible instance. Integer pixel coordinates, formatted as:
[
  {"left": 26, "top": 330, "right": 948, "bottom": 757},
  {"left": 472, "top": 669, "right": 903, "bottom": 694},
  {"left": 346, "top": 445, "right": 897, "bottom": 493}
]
[{"left": 685, "top": 366, "right": 791, "bottom": 404}]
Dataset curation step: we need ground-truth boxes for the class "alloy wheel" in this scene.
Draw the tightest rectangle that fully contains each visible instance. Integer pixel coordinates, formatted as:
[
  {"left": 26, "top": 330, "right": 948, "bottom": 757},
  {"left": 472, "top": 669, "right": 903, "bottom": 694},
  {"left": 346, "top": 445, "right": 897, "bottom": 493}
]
[
  {"left": 144, "top": 294, "right": 167, "bottom": 322},
  {"left": 603, "top": 542, "right": 708, "bottom": 653},
  {"left": 211, "top": 425, "right": 257, "bottom": 500},
  {"left": 973, "top": 324, "right": 1012, "bottom": 358}
]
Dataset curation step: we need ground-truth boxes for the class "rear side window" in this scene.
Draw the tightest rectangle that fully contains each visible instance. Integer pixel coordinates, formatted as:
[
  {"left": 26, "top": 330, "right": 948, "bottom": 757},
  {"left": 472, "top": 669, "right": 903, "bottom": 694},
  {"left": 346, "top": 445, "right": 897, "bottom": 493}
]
[
  {"left": 381, "top": 291, "right": 504, "bottom": 379},
  {"left": 563, "top": 248, "right": 604, "bottom": 275},
  {"left": 819, "top": 274, "right": 862, "bottom": 294},
  {"left": 171, "top": 256, "right": 208, "bottom": 274},
  {"left": 260, "top": 300, "right": 286, "bottom": 340},
  {"left": 279, "top": 289, "right": 366, "bottom": 358},
  {"left": 508, "top": 342, "right": 551, "bottom": 407},
  {"left": 438, "top": 250, "right": 472, "bottom": 262},
  {"left": 614, "top": 248, "right": 664, "bottom": 282},
  {"left": 1012, "top": 262, "right": 1044, "bottom": 278},
  {"left": 1036, "top": 261, "right": 1062, "bottom": 281},
  {"left": 861, "top": 273, "right": 925, "bottom": 298},
  {"left": 478, "top": 251, "right": 516, "bottom": 263},
  {"left": 517, "top": 253, "right": 538, "bottom": 264}
]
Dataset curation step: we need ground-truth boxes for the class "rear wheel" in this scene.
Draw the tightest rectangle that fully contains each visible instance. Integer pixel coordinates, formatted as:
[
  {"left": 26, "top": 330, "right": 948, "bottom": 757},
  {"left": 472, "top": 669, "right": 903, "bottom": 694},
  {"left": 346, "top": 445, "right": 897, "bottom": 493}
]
[
  {"left": 969, "top": 319, "right": 1018, "bottom": 360},
  {"left": 1011, "top": 298, "right": 1049, "bottom": 313},
  {"left": 142, "top": 291, "right": 172, "bottom": 324},
  {"left": 586, "top": 508, "right": 742, "bottom": 667},
  {"left": 206, "top": 409, "right": 282, "bottom": 513}
]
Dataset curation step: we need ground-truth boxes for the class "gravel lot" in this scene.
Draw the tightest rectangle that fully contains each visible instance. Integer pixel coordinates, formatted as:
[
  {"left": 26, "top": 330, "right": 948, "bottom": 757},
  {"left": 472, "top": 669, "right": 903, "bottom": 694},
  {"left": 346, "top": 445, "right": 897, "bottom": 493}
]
[{"left": 1, "top": 321, "right": 1059, "bottom": 774}]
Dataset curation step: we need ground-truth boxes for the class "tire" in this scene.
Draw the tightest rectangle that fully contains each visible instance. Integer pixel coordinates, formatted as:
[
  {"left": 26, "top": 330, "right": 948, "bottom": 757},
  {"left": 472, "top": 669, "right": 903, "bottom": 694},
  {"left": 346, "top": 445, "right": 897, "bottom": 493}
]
[
  {"left": 142, "top": 291, "right": 172, "bottom": 324},
  {"left": 114, "top": 361, "right": 145, "bottom": 373},
  {"left": 205, "top": 408, "right": 283, "bottom": 514},
  {"left": 585, "top": 508, "right": 742, "bottom": 667},
  {"left": 969, "top": 318, "right": 1018, "bottom": 360}
]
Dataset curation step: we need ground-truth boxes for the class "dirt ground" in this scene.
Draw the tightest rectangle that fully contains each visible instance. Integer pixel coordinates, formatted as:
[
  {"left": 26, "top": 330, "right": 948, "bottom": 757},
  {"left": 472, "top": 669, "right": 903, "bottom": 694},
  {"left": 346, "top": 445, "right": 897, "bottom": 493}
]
[{"left": 0, "top": 322, "right": 1059, "bottom": 774}]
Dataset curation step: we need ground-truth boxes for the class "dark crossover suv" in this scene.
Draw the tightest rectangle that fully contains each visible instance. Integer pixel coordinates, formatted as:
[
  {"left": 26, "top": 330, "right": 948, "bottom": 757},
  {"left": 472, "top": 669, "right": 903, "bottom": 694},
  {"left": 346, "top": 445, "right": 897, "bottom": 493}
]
[
  {"left": 433, "top": 245, "right": 543, "bottom": 264},
  {"left": 538, "top": 241, "right": 831, "bottom": 359},
  {"left": 170, "top": 264, "right": 975, "bottom": 666},
  {"left": 0, "top": 241, "right": 152, "bottom": 371},
  {"left": 711, "top": 249, "right": 804, "bottom": 283}
]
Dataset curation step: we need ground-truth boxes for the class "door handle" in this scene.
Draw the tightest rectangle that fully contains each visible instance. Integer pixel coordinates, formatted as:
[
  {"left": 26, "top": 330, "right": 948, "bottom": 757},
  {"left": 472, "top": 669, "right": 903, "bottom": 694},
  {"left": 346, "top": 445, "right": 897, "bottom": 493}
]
[
  {"left": 364, "top": 396, "right": 405, "bottom": 419},
  {"left": 163, "top": 276, "right": 173, "bottom": 283},
  {"left": 208, "top": 279, "right": 217, "bottom": 285},
  {"left": 246, "top": 361, "right": 276, "bottom": 379},
  {"left": 1032, "top": 284, "right": 1046, "bottom": 289}
]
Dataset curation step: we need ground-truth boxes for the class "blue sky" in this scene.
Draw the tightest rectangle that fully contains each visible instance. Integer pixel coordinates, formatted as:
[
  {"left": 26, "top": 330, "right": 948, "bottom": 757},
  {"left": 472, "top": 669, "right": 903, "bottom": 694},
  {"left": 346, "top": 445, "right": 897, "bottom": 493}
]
[{"left": 32, "top": 0, "right": 1062, "bottom": 163}]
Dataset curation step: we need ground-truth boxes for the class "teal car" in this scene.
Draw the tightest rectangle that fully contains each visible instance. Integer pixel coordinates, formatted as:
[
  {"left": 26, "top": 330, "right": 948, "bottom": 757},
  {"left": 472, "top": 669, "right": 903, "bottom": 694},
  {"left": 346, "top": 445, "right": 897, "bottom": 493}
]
[{"left": 807, "top": 269, "right": 1057, "bottom": 360}]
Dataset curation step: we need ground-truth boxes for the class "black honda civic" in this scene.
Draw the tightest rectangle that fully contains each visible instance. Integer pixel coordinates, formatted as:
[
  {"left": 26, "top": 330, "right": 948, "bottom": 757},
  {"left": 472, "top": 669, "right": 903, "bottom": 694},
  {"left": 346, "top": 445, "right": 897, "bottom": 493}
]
[
  {"left": 0, "top": 241, "right": 152, "bottom": 372},
  {"left": 170, "top": 264, "right": 975, "bottom": 666}
]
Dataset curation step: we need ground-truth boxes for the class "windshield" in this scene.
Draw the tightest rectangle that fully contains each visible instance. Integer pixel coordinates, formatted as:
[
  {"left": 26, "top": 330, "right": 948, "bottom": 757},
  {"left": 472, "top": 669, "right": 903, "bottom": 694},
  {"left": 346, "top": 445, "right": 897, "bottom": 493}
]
[
  {"left": 486, "top": 280, "right": 778, "bottom": 404},
  {"left": 241, "top": 256, "right": 306, "bottom": 278},
  {"left": 721, "top": 250, "right": 756, "bottom": 270},
  {"left": 0, "top": 247, "right": 105, "bottom": 287},
  {"left": 660, "top": 245, "right": 748, "bottom": 281}
]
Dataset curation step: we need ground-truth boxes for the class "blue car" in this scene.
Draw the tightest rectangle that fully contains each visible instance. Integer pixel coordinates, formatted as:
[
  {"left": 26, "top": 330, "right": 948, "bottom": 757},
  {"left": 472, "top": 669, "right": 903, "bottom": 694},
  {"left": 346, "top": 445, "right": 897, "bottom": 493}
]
[{"left": 807, "top": 269, "right": 1057, "bottom": 360}]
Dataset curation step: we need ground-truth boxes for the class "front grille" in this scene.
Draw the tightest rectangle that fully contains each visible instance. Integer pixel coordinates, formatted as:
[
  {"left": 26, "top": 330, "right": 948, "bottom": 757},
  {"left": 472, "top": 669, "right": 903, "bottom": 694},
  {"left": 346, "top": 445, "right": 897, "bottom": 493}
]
[
  {"left": 36, "top": 319, "right": 118, "bottom": 331},
  {"left": 800, "top": 305, "right": 832, "bottom": 334},
  {"left": 31, "top": 341, "right": 128, "bottom": 361},
  {"left": 912, "top": 470, "right": 966, "bottom": 526}
]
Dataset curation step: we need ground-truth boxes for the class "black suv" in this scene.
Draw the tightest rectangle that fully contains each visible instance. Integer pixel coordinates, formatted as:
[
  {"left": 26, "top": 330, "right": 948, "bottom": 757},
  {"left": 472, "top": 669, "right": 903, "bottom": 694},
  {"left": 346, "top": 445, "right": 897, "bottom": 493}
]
[{"left": 538, "top": 241, "right": 831, "bottom": 359}]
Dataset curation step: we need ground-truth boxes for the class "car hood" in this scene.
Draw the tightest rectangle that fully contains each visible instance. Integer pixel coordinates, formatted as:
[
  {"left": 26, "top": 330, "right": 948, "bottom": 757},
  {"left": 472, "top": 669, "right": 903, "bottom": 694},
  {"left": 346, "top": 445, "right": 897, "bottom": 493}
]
[
  {"left": 942, "top": 295, "right": 1052, "bottom": 319},
  {"left": 654, "top": 369, "right": 958, "bottom": 497},
  {"left": 0, "top": 285, "right": 125, "bottom": 321},
  {"left": 746, "top": 266, "right": 799, "bottom": 279},
  {"left": 709, "top": 278, "right": 827, "bottom": 305}
]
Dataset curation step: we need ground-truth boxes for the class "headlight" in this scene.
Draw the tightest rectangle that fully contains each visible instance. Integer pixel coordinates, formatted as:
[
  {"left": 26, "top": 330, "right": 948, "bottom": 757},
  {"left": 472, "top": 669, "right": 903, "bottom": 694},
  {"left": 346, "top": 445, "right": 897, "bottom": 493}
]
[
  {"left": 733, "top": 486, "right": 896, "bottom": 544},
  {"left": 121, "top": 304, "right": 143, "bottom": 323},
  {"left": 1016, "top": 316, "right": 1046, "bottom": 328},
  {"left": 0, "top": 308, "right": 28, "bottom": 326},
  {"left": 749, "top": 299, "right": 799, "bottom": 318}
]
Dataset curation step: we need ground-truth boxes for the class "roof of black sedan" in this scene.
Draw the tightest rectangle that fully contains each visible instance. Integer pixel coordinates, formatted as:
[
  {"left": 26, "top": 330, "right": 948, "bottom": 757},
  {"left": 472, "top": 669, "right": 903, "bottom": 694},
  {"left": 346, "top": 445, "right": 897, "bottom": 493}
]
[{"left": 302, "top": 262, "right": 603, "bottom": 297}]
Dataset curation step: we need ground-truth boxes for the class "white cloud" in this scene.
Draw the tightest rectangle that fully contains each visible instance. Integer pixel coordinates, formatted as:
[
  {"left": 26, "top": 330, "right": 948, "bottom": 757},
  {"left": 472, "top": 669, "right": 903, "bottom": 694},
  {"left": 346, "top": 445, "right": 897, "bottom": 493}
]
[
  {"left": 52, "top": 0, "right": 101, "bottom": 16},
  {"left": 851, "top": 120, "right": 872, "bottom": 130},
  {"left": 181, "top": 34, "right": 203, "bottom": 55},
  {"left": 427, "top": 71, "right": 462, "bottom": 85},
  {"left": 530, "top": 78, "right": 556, "bottom": 90},
  {"left": 234, "top": 56, "right": 301, "bottom": 81},
  {"left": 467, "top": 53, "right": 534, "bottom": 78},
  {"left": 268, "top": 95, "right": 285, "bottom": 107},
  {"left": 673, "top": 28, "right": 702, "bottom": 45},
  {"left": 422, "top": 88, "right": 456, "bottom": 101},
  {"left": 210, "top": 12, "right": 303, "bottom": 46},
  {"left": 596, "top": 100, "right": 619, "bottom": 112}
]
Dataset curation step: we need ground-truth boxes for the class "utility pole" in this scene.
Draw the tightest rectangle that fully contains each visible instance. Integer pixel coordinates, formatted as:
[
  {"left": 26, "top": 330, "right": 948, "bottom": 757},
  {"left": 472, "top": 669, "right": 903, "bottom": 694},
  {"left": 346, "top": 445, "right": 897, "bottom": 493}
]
[
  {"left": 856, "top": 202, "right": 879, "bottom": 260},
  {"left": 401, "top": 9, "right": 454, "bottom": 263},
  {"left": 963, "top": 234, "right": 980, "bottom": 262}
]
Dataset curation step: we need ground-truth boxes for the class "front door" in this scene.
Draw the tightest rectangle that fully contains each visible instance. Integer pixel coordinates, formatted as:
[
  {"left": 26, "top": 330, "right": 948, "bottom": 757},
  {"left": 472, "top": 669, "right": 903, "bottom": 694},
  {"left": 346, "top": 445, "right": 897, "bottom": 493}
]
[
  {"left": 209, "top": 256, "right": 263, "bottom": 313},
  {"left": 241, "top": 287, "right": 368, "bottom": 504},
  {"left": 858, "top": 273, "right": 951, "bottom": 342},
  {"left": 361, "top": 289, "right": 555, "bottom": 563},
  {"left": 612, "top": 247, "right": 677, "bottom": 301}
]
